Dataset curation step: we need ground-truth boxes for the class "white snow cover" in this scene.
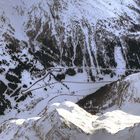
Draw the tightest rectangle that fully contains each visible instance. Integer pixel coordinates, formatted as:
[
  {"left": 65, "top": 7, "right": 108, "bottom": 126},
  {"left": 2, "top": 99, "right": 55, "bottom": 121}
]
[
  {"left": 0, "top": 71, "right": 140, "bottom": 140},
  {"left": 0, "top": 0, "right": 140, "bottom": 139},
  {"left": 0, "top": 101, "right": 140, "bottom": 140},
  {"left": 0, "top": 0, "right": 139, "bottom": 41},
  {"left": 0, "top": 0, "right": 139, "bottom": 119},
  {"left": 0, "top": 72, "right": 138, "bottom": 140}
]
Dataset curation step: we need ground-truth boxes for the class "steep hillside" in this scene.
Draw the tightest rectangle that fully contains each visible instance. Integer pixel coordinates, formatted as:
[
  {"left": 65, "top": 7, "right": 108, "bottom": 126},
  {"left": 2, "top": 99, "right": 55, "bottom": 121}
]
[
  {"left": 78, "top": 72, "right": 140, "bottom": 116},
  {"left": 0, "top": 1, "right": 140, "bottom": 139},
  {"left": 0, "top": 0, "right": 140, "bottom": 115}
]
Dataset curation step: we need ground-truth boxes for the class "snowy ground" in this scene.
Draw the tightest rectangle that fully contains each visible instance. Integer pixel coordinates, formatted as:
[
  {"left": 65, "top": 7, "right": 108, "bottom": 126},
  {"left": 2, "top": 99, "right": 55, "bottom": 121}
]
[{"left": 0, "top": 71, "right": 114, "bottom": 123}]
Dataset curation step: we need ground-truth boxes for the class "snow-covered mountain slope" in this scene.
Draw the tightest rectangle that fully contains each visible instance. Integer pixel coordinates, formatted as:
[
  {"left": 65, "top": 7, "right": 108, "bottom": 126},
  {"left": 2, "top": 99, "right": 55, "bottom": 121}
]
[
  {"left": 1, "top": 101, "right": 140, "bottom": 140},
  {"left": 0, "top": 1, "right": 140, "bottom": 139},
  {"left": 78, "top": 72, "right": 140, "bottom": 116},
  {"left": 0, "top": 0, "right": 140, "bottom": 116}
]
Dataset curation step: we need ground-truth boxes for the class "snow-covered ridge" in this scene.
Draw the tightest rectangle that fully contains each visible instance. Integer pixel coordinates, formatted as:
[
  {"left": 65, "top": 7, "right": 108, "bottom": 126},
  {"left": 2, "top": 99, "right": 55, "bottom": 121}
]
[{"left": 0, "top": 101, "right": 140, "bottom": 140}]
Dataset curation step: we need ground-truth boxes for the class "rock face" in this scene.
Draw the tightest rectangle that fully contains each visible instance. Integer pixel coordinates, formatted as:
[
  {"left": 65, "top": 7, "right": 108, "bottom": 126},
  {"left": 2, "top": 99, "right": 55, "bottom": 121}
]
[
  {"left": 0, "top": 0, "right": 140, "bottom": 114},
  {"left": 0, "top": 101, "right": 140, "bottom": 140},
  {"left": 77, "top": 72, "right": 140, "bottom": 116}
]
